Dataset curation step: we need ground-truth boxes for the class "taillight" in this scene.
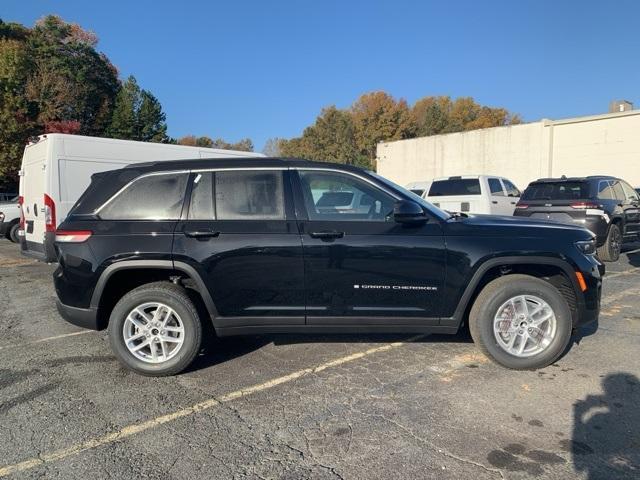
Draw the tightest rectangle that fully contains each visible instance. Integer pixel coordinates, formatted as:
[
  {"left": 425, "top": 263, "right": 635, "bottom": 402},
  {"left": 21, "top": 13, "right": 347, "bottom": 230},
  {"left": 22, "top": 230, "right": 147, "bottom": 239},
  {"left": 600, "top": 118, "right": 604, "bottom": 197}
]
[
  {"left": 55, "top": 230, "right": 92, "bottom": 243},
  {"left": 570, "top": 202, "right": 599, "bottom": 209},
  {"left": 18, "top": 195, "right": 25, "bottom": 229},
  {"left": 515, "top": 203, "right": 529, "bottom": 209},
  {"left": 44, "top": 193, "right": 56, "bottom": 232}
]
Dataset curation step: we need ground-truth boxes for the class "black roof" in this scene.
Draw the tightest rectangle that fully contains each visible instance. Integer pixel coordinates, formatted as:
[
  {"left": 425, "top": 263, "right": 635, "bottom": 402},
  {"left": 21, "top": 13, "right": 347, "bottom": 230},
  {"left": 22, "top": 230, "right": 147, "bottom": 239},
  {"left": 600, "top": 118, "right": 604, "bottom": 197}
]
[
  {"left": 531, "top": 175, "right": 619, "bottom": 184},
  {"left": 122, "top": 157, "right": 367, "bottom": 174}
]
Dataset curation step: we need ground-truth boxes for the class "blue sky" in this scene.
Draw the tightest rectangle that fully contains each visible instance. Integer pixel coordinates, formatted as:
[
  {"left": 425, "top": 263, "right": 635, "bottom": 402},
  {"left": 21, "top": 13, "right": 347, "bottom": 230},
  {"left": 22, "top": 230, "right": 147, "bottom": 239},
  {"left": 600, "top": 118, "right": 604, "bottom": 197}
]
[{"left": 3, "top": 0, "right": 639, "bottom": 151}]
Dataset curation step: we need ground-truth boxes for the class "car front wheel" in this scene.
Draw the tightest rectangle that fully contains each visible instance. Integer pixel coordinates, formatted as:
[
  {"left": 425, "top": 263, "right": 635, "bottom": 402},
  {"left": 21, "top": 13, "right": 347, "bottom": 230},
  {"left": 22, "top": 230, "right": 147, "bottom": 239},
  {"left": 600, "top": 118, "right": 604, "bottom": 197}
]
[
  {"left": 469, "top": 274, "right": 572, "bottom": 370},
  {"left": 108, "top": 282, "right": 203, "bottom": 376}
]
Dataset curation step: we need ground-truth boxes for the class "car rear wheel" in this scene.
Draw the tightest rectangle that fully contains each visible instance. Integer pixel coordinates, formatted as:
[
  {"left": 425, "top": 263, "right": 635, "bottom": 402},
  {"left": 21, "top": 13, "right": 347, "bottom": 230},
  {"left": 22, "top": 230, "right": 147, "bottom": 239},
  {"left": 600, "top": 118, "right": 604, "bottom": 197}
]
[
  {"left": 469, "top": 274, "right": 572, "bottom": 370},
  {"left": 8, "top": 223, "right": 19, "bottom": 243},
  {"left": 108, "top": 282, "right": 202, "bottom": 376},
  {"left": 597, "top": 223, "right": 621, "bottom": 262}
]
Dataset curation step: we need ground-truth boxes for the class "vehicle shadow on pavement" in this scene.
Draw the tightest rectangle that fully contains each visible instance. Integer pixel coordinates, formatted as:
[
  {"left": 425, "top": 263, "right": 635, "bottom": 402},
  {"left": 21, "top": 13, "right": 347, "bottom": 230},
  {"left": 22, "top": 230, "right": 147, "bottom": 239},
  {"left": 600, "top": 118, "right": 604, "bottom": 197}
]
[
  {"left": 568, "top": 372, "right": 640, "bottom": 479},
  {"left": 185, "top": 331, "right": 474, "bottom": 374}
]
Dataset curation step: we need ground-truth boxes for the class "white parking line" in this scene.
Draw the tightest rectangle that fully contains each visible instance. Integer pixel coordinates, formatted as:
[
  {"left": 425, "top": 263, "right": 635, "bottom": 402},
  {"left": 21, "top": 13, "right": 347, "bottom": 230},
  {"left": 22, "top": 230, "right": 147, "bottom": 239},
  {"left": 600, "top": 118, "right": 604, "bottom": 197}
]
[
  {"left": 0, "top": 334, "right": 425, "bottom": 477},
  {"left": 0, "top": 331, "right": 94, "bottom": 352},
  {"left": 604, "top": 266, "right": 640, "bottom": 280}
]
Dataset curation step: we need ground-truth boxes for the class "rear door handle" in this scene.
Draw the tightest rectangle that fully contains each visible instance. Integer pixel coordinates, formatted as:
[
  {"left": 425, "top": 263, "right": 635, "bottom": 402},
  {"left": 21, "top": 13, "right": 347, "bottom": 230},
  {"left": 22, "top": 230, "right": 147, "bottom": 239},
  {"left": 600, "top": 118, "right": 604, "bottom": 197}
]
[
  {"left": 309, "top": 231, "right": 344, "bottom": 239},
  {"left": 492, "top": 201, "right": 498, "bottom": 204},
  {"left": 184, "top": 230, "right": 220, "bottom": 239},
  {"left": 510, "top": 201, "right": 516, "bottom": 205}
]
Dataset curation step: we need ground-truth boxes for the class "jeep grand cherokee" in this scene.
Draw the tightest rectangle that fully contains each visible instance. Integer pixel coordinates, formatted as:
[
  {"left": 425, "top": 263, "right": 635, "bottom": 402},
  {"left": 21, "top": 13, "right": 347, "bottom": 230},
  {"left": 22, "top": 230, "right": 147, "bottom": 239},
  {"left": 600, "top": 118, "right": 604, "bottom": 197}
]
[{"left": 53, "top": 159, "right": 602, "bottom": 376}]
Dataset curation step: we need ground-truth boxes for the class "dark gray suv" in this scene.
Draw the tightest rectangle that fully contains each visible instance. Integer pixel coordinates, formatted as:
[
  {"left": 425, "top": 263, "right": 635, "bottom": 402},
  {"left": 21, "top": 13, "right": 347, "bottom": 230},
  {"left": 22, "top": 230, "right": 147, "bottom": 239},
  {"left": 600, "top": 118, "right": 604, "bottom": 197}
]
[{"left": 515, "top": 176, "right": 640, "bottom": 262}]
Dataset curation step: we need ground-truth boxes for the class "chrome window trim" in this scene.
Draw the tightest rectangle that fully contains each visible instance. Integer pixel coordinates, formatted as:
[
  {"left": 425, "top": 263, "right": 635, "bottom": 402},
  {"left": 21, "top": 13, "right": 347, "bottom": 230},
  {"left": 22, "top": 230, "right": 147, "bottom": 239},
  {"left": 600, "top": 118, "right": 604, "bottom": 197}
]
[
  {"left": 94, "top": 170, "right": 190, "bottom": 218},
  {"left": 93, "top": 165, "right": 400, "bottom": 220}
]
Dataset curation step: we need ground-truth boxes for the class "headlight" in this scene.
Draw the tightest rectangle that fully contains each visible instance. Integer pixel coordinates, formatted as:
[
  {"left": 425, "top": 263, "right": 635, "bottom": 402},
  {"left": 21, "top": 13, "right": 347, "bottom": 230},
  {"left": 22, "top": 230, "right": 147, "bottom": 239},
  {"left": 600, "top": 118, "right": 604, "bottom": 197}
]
[
  {"left": 0, "top": 212, "right": 4, "bottom": 222},
  {"left": 575, "top": 240, "right": 596, "bottom": 255}
]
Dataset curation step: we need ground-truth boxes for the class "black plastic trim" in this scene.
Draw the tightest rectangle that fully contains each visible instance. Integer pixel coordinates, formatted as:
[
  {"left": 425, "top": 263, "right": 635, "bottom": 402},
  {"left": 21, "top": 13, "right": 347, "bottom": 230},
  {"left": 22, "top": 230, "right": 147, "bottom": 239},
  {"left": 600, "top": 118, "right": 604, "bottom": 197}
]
[
  {"left": 446, "top": 255, "right": 584, "bottom": 327},
  {"left": 56, "top": 300, "right": 99, "bottom": 330},
  {"left": 216, "top": 324, "right": 458, "bottom": 337}
]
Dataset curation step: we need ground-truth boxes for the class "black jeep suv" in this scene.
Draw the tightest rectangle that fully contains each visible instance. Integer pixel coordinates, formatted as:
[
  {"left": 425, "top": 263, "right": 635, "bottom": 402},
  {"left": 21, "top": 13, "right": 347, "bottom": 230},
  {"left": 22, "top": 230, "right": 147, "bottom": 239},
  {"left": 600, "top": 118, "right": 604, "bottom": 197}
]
[
  {"left": 54, "top": 159, "right": 602, "bottom": 376},
  {"left": 514, "top": 176, "right": 640, "bottom": 262}
]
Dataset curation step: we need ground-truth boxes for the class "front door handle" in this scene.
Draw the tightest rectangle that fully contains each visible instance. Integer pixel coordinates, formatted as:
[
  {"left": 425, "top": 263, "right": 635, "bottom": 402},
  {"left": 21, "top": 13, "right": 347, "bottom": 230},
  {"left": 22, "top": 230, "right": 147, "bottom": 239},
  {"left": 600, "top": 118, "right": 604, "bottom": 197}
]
[
  {"left": 492, "top": 200, "right": 498, "bottom": 204},
  {"left": 309, "top": 231, "right": 344, "bottom": 239},
  {"left": 184, "top": 230, "right": 220, "bottom": 239}
]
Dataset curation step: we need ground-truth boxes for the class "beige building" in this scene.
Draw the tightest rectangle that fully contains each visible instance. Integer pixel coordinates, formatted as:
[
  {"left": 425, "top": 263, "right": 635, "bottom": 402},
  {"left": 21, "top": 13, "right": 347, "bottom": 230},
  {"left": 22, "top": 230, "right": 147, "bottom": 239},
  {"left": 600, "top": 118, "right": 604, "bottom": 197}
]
[{"left": 376, "top": 109, "right": 640, "bottom": 191}]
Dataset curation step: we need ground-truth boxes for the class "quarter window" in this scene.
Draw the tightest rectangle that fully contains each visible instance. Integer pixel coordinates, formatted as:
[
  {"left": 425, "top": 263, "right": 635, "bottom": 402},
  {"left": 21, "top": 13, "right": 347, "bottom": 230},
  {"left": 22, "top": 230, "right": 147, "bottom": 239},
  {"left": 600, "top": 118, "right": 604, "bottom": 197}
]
[
  {"left": 99, "top": 173, "right": 188, "bottom": 220},
  {"left": 610, "top": 181, "right": 626, "bottom": 202},
  {"left": 299, "top": 170, "right": 395, "bottom": 221},
  {"left": 597, "top": 181, "right": 615, "bottom": 200}
]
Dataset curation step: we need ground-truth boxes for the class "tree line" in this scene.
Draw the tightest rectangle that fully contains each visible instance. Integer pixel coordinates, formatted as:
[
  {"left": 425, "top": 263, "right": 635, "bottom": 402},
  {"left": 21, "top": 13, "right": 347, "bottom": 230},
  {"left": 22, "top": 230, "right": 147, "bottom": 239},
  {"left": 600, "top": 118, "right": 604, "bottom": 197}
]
[
  {"left": 0, "top": 15, "right": 251, "bottom": 190},
  {"left": 267, "top": 92, "right": 521, "bottom": 169}
]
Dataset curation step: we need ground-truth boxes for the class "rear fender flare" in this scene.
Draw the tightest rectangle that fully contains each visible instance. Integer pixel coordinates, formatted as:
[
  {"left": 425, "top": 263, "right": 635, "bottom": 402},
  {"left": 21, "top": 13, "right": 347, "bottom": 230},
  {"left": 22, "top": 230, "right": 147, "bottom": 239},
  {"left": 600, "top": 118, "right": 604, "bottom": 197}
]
[{"left": 90, "top": 260, "right": 219, "bottom": 320}]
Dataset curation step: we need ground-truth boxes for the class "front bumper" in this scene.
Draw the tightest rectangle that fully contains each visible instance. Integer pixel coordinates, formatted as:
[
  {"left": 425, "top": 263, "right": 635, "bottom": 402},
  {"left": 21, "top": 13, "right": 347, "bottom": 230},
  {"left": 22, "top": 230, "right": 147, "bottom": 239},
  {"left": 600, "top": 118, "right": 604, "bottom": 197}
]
[
  {"left": 56, "top": 300, "right": 100, "bottom": 330},
  {"left": 0, "top": 221, "right": 9, "bottom": 236}
]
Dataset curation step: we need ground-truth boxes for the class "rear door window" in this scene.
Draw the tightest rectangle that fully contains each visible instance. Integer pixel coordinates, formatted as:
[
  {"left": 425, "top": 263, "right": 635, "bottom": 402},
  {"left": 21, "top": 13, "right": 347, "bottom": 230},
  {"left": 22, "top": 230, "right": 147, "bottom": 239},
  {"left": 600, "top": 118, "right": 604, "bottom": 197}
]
[
  {"left": 428, "top": 178, "right": 481, "bottom": 196},
  {"left": 99, "top": 173, "right": 189, "bottom": 220},
  {"left": 488, "top": 178, "right": 505, "bottom": 196},
  {"left": 521, "top": 182, "right": 589, "bottom": 201},
  {"left": 187, "top": 170, "right": 285, "bottom": 220}
]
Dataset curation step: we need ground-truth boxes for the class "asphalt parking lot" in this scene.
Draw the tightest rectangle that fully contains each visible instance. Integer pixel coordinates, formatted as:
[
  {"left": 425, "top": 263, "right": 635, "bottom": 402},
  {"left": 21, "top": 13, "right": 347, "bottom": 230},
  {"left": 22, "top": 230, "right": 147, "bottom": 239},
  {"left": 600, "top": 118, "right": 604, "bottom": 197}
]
[{"left": 0, "top": 241, "right": 638, "bottom": 479}]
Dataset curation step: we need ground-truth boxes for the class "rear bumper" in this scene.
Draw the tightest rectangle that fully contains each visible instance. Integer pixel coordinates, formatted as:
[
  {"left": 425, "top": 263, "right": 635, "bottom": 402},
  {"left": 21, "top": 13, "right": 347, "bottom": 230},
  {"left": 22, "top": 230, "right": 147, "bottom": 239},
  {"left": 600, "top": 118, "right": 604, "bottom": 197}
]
[{"left": 56, "top": 300, "right": 100, "bottom": 330}]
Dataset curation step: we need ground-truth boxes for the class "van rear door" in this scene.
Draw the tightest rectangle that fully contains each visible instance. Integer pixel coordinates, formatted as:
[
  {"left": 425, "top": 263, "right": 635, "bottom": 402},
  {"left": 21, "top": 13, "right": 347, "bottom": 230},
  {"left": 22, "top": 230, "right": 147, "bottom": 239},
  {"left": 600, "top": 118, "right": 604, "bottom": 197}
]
[{"left": 20, "top": 141, "right": 49, "bottom": 259}]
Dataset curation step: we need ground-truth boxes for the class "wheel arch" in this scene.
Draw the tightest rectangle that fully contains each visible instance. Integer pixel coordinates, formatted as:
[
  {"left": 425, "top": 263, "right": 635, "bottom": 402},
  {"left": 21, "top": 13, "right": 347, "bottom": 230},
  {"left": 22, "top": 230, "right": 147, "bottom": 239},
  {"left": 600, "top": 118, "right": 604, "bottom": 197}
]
[
  {"left": 90, "top": 260, "right": 218, "bottom": 329},
  {"left": 447, "top": 256, "right": 582, "bottom": 329}
]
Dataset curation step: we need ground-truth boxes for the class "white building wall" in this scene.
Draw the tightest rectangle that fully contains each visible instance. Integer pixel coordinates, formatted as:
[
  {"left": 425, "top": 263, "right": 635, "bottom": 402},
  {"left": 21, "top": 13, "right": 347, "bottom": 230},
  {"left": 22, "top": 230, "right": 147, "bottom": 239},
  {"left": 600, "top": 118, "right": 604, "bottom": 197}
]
[{"left": 377, "top": 110, "right": 640, "bottom": 191}]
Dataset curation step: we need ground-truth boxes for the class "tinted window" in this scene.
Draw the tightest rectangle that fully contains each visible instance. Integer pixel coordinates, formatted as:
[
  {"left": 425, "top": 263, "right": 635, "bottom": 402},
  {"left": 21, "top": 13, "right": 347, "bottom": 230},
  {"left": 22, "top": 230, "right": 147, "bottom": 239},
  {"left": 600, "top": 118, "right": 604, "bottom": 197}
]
[
  {"left": 188, "top": 172, "right": 215, "bottom": 219},
  {"left": 502, "top": 179, "right": 521, "bottom": 197},
  {"left": 488, "top": 178, "right": 504, "bottom": 196},
  {"left": 299, "top": 170, "right": 395, "bottom": 221},
  {"left": 521, "top": 182, "right": 589, "bottom": 201},
  {"left": 621, "top": 181, "right": 639, "bottom": 201},
  {"left": 215, "top": 171, "right": 284, "bottom": 220},
  {"left": 409, "top": 189, "right": 425, "bottom": 196},
  {"left": 100, "top": 173, "right": 188, "bottom": 220},
  {"left": 611, "top": 181, "right": 626, "bottom": 202},
  {"left": 597, "top": 181, "right": 615, "bottom": 200},
  {"left": 428, "top": 179, "right": 481, "bottom": 196}
]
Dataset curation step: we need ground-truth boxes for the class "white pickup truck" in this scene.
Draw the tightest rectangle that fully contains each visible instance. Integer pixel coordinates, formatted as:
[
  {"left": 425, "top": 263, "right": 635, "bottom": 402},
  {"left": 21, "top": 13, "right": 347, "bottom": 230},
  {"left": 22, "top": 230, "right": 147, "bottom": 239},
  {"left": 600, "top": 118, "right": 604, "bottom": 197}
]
[{"left": 407, "top": 175, "right": 521, "bottom": 216}]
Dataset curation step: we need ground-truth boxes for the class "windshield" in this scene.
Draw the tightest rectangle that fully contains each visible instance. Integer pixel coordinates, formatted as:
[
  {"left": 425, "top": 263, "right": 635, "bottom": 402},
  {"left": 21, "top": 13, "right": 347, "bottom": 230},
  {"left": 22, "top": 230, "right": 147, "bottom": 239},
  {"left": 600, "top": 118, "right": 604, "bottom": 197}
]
[{"left": 368, "top": 172, "right": 451, "bottom": 220}]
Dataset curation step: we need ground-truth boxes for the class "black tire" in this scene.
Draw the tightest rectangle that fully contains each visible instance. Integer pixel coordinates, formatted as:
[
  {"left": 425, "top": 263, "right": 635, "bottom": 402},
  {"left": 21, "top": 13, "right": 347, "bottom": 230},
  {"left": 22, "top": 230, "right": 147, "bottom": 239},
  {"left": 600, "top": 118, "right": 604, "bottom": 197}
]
[
  {"left": 8, "top": 222, "right": 20, "bottom": 243},
  {"left": 469, "top": 274, "right": 572, "bottom": 370},
  {"left": 108, "top": 282, "right": 203, "bottom": 376},
  {"left": 597, "top": 223, "right": 621, "bottom": 262}
]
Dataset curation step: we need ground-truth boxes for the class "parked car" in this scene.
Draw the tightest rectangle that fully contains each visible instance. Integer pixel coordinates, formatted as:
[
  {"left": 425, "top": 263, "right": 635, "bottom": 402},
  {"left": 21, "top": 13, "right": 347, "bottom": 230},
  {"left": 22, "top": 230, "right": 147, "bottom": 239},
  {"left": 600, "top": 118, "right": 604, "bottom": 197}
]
[
  {"left": 18, "top": 134, "right": 264, "bottom": 262},
  {"left": 0, "top": 197, "right": 20, "bottom": 243},
  {"left": 53, "top": 158, "right": 601, "bottom": 376},
  {"left": 407, "top": 175, "right": 521, "bottom": 215},
  {"left": 514, "top": 176, "right": 640, "bottom": 262}
]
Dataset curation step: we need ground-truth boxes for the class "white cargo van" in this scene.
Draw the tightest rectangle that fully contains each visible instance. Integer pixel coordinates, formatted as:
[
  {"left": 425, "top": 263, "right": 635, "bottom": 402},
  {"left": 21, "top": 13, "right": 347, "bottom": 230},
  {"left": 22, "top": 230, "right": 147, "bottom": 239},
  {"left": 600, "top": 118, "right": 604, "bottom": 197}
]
[
  {"left": 407, "top": 175, "right": 521, "bottom": 216},
  {"left": 18, "top": 134, "right": 264, "bottom": 261}
]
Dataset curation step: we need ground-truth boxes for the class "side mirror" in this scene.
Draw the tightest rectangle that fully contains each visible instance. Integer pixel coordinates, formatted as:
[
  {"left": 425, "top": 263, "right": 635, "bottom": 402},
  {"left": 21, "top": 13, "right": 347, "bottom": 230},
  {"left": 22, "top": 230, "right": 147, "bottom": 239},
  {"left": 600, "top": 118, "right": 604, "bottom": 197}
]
[{"left": 393, "top": 200, "right": 427, "bottom": 224}]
